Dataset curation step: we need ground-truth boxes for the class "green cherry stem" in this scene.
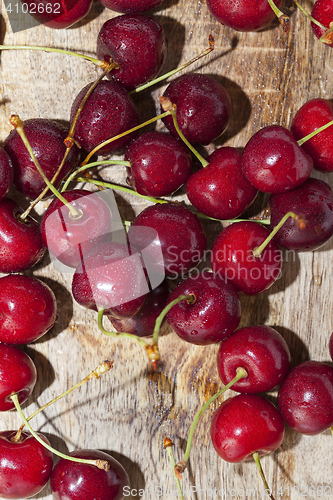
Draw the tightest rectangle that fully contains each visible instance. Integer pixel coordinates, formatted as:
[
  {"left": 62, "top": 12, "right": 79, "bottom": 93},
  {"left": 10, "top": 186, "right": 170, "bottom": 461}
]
[
  {"left": 61, "top": 160, "right": 131, "bottom": 192},
  {"left": 253, "top": 452, "right": 275, "bottom": 500},
  {"left": 252, "top": 211, "right": 305, "bottom": 258},
  {"left": 164, "top": 437, "right": 185, "bottom": 500},
  {"left": 297, "top": 118, "right": 333, "bottom": 146},
  {"left": 160, "top": 97, "right": 209, "bottom": 167},
  {"left": 13, "top": 361, "right": 113, "bottom": 442},
  {"left": 0, "top": 45, "right": 110, "bottom": 68},
  {"left": 267, "top": 0, "right": 289, "bottom": 32},
  {"left": 10, "top": 115, "right": 80, "bottom": 219},
  {"left": 174, "top": 367, "right": 248, "bottom": 477},
  {"left": 152, "top": 294, "right": 195, "bottom": 346},
  {"left": 129, "top": 35, "right": 215, "bottom": 96},
  {"left": 10, "top": 394, "right": 110, "bottom": 470}
]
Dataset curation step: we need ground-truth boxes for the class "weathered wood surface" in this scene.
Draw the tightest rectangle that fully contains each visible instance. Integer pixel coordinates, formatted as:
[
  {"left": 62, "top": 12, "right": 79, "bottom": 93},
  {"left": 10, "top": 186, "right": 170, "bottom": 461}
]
[{"left": 0, "top": 0, "right": 333, "bottom": 499}]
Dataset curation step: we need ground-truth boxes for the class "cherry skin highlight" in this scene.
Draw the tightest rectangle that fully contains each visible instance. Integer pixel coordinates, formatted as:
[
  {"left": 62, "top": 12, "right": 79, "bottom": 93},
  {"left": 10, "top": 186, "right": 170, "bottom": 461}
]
[
  {"left": 186, "top": 147, "right": 258, "bottom": 220},
  {"left": 210, "top": 394, "right": 285, "bottom": 463},
  {"left": 269, "top": 178, "right": 333, "bottom": 251},
  {"left": 278, "top": 361, "right": 333, "bottom": 435},
  {"left": 217, "top": 325, "right": 291, "bottom": 393},
  {"left": 0, "top": 430, "right": 53, "bottom": 499},
  {"left": 166, "top": 271, "right": 241, "bottom": 345},
  {"left": 50, "top": 449, "right": 130, "bottom": 500},
  {"left": 162, "top": 73, "right": 232, "bottom": 145},
  {"left": 4, "top": 118, "right": 80, "bottom": 199},
  {"left": 0, "top": 147, "right": 14, "bottom": 201},
  {"left": 0, "top": 198, "right": 46, "bottom": 273},
  {"left": 211, "top": 221, "right": 282, "bottom": 295},
  {"left": 97, "top": 0, "right": 163, "bottom": 13},
  {"left": 291, "top": 98, "right": 333, "bottom": 172},
  {"left": 125, "top": 132, "right": 193, "bottom": 197},
  {"left": 241, "top": 125, "right": 314, "bottom": 193},
  {"left": 0, "top": 274, "right": 57, "bottom": 344},
  {"left": 97, "top": 14, "right": 167, "bottom": 90},
  {"left": 0, "top": 344, "right": 37, "bottom": 412}
]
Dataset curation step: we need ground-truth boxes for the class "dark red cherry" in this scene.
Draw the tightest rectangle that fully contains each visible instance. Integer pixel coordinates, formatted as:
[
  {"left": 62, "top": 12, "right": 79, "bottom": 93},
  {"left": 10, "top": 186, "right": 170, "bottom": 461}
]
[
  {"left": 217, "top": 325, "right": 291, "bottom": 393},
  {"left": 125, "top": 132, "right": 192, "bottom": 197},
  {"left": 0, "top": 198, "right": 46, "bottom": 273},
  {"left": 166, "top": 271, "right": 241, "bottom": 345},
  {"left": 21, "top": 0, "right": 93, "bottom": 29},
  {"left": 128, "top": 203, "right": 207, "bottom": 278},
  {"left": 330, "top": 332, "right": 333, "bottom": 361},
  {"left": 4, "top": 119, "right": 80, "bottom": 199},
  {"left": 0, "top": 148, "right": 14, "bottom": 201},
  {"left": 210, "top": 394, "right": 285, "bottom": 463},
  {"left": 241, "top": 125, "right": 314, "bottom": 193},
  {"left": 0, "top": 344, "right": 37, "bottom": 412},
  {"left": 98, "top": 0, "right": 163, "bottom": 13},
  {"left": 211, "top": 221, "right": 282, "bottom": 295},
  {"left": 311, "top": 0, "right": 333, "bottom": 46},
  {"left": 108, "top": 280, "right": 169, "bottom": 337},
  {"left": 186, "top": 147, "right": 258, "bottom": 220},
  {"left": 162, "top": 73, "right": 232, "bottom": 145},
  {"left": 96, "top": 14, "right": 167, "bottom": 90},
  {"left": 50, "top": 449, "right": 130, "bottom": 500},
  {"left": 41, "top": 189, "right": 113, "bottom": 268},
  {"left": 0, "top": 430, "right": 53, "bottom": 499},
  {"left": 72, "top": 241, "right": 147, "bottom": 319},
  {"left": 278, "top": 360, "right": 333, "bottom": 435},
  {"left": 0, "top": 274, "right": 57, "bottom": 344},
  {"left": 291, "top": 98, "right": 333, "bottom": 172},
  {"left": 269, "top": 178, "right": 333, "bottom": 251},
  {"left": 70, "top": 80, "right": 140, "bottom": 154},
  {"left": 206, "top": 0, "right": 284, "bottom": 31}
]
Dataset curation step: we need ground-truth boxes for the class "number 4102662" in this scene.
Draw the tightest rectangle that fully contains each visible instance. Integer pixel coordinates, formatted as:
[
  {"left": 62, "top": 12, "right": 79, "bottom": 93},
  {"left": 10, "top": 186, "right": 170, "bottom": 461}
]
[{"left": 5, "top": 3, "right": 61, "bottom": 14}]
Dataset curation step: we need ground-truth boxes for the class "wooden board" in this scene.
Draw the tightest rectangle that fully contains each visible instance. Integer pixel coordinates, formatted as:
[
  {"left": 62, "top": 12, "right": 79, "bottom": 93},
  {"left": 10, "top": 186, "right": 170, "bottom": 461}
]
[{"left": 1, "top": 0, "right": 333, "bottom": 498}]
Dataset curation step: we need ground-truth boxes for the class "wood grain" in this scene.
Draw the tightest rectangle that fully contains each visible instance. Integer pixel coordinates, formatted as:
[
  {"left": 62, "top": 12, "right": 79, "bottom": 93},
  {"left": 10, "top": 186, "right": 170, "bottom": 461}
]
[{"left": 1, "top": 0, "right": 333, "bottom": 499}]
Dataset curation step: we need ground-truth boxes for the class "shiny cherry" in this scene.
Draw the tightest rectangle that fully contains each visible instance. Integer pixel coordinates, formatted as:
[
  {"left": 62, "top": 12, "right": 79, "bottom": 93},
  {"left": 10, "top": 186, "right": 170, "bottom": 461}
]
[
  {"left": 22, "top": 0, "right": 93, "bottom": 28},
  {"left": 0, "top": 274, "right": 57, "bottom": 344},
  {"left": 97, "top": 14, "right": 166, "bottom": 90},
  {"left": 217, "top": 325, "right": 291, "bottom": 393},
  {"left": 166, "top": 271, "right": 241, "bottom": 345},
  {"left": 98, "top": 0, "right": 163, "bottom": 12},
  {"left": 0, "top": 148, "right": 14, "bottom": 201},
  {"left": 311, "top": 0, "right": 333, "bottom": 46}
]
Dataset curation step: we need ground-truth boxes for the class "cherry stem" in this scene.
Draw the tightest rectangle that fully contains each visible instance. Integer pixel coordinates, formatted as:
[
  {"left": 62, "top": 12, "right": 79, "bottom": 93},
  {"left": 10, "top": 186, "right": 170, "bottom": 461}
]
[
  {"left": 174, "top": 367, "right": 248, "bottom": 477},
  {"left": 129, "top": 35, "right": 215, "bottom": 96},
  {"left": 252, "top": 211, "right": 304, "bottom": 257},
  {"left": 297, "top": 118, "right": 333, "bottom": 146},
  {"left": 0, "top": 45, "right": 110, "bottom": 68},
  {"left": 10, "top": 115, "right": 80, "bottom": 219},
  {"left": 267, "top": 0, "right": 289, "bottom": 32},
  {"left": 81, "top": 110, "right": 171, "bottom": 167},
  {"left": 61, "top": 160, "right": 131, "bottom": 192},
  {"left": 10, "top": 394, "right": 110, "bottom": 470},
  {"left": 293, "top": 0, "right": 327, "bottom": 30},
  {"left": 253, "top": 451, "right": 275, "bottom": 500},
  {"left": 13, "top": 360, "right": 113, "bottom": 442},
  {"left": 97, "top": 309, "right": 160, "bottom": 369},
  {"left": 164, "top": 437, "right": 185, "bottom": 500},
  {"left": 152, "top": 294, "right": 195, "bottom": 346},
  {"left": 160, "top": 97, "right": 209, "bottom": 167}
]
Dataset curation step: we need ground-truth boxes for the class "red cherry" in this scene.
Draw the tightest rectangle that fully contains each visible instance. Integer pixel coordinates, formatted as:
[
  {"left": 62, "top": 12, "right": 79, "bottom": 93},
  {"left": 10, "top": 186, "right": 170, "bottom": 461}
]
[
  {"left": 206, "top": 0, "right": 284, "bottom": 31},
  {"left": 330, "top": 332, "right": 333, "bottom": 361},
  {"left": 186, "top": 147, "right": 258, "bottom": 220},
  {"left": 0, "top": 344, "right": 37, "bottom": 412},
  {"left": 311, "top": 0, "right": 333, "bottom": 46},
  {"left": 210, "top": 394, "right": 285, "bottom": 463},
  {"left": 217, "top": 325, "right": 291, "bottom": 393},
  {"left": 125, "top": 132, "right": 192, "bottom": 197},
  {"left": 0, "top": 198, "right": 46, "bottom": 273},
  {"left": 0, "top": 274, "right": 57, "bottom": 344},
  {"left": 21, "top": 0, "right": 93, "bottom": 28},
  {"left": 41, "top": 189, "right": 114, "bottom": 268},
  {"left": 96, "top": 14, "right": 167, "bottom": 90},
  {"left": 50, "top": 449, "right": 130, "bottom": 500},
  {"left": 241, "top": 125, "right": 314, "bottom": 193},
  {"left": 98, "top": 0, "right": 163, "bottom": 13},
  {"left": 291, "top": 98, "right": 333, "bottom": 172},
  {"left": 70, "top": 80, "right": 140, "bottom": 154},
  {"left": 166, "top": 271, "right": 241, "bottom": 345},
  {"left": 211, "top": 221, "right": 282, "bottom": 295},
  {"left": 0, "top": 430, "right": 53, "bottom": 499},
  {"left": 0, "top": 148, "right": 14, "bottom": 201},
  {"left": 278, "top": 360, "right": 333, "bottom": 435},
  {"left": 4, "top": 118, "right": 80, "bottom": 199},
  {"left": 162, "top": 73, "right": 232, "bottom": 145},
  {"left": 269, "top": 178, "right": 333, "bottom": 251}
]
